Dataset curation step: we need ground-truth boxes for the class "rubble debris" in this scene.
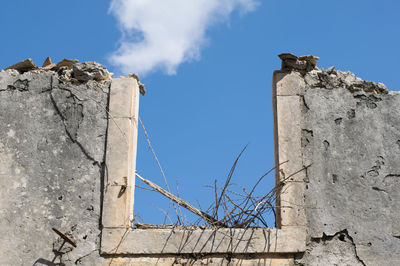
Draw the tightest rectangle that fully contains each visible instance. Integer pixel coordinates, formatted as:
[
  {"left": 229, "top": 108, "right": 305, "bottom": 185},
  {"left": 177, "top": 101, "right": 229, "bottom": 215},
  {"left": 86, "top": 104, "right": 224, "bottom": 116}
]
[
  {"left": 279, "top": 53, "right": 388, "bottom": 94},
  {"left": 127, "top": 73, "right": 146, "bottom": 95},
  {"left": 4, "top": 58, "right": 39, "bottom": 73},
  {"left": 72, "top": 62, "right": 111, "bottom": 82},
  {"left": 2, "top": 58, "right": 136, "bottom": 85},
  {"left": 279, "top": 53, "right": 319, "bottom": 72},
  {"left": 57, "top": 67, "right": 74, "bottom": 83},
  {"left": 304, "top": 68, "right": 388, "bottom": 94},
  {"left": 41, "top": 57, "right": 56, "bottom": 70},
  {"left": 54, "top": 58, "right": 79, "bottom": 70}
]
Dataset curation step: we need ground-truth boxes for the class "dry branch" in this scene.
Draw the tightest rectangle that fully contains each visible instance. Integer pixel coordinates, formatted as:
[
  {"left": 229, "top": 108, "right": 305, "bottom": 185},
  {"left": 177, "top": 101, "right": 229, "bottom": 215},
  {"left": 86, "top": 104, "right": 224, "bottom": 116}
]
[
  {"left": 135, "top": 146, "right": 310, "bottom": 228},
  {"left": 135, "top": 223, "right": 206, "bottom": 230},
  {"left": 215, "top": 144, "right": 248, "bottom": 217},
  {"left": 136, "top": 173, "right": 227, "bottom": 227}
]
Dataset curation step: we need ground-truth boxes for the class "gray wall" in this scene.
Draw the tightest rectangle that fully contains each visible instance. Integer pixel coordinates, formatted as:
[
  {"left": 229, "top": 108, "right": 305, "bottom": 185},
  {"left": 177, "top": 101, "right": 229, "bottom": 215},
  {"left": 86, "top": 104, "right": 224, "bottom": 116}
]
[
  {"left": 290, "top": 65, "right": 400, "bottom": 265},
  {"left": 0, "top": 68, "right": 109, "bottom": 265},
  {"left": 1, "top": 58, "right": 399, "bottom": 266}
]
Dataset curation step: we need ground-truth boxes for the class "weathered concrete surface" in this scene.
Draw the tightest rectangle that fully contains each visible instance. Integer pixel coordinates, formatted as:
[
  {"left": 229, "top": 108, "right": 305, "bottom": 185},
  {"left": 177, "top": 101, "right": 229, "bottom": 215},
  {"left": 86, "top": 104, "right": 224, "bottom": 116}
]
[
  {"left": 273, "top": 71, "right": 308, "bottom": 229},
  {"left": 101, "top": 77, "right": 140, "bottom": 230},
  {"left": 101, "top": 227, "right": 306, "bottom": 255},
  {"left": 296, "top": 230, "right": 364, "bottom": 266},
  {"left": 105, "top": 256, "right": 294, "bottom": 266},
  {"left": 0, "top": 68, "right": 110, "bottom": 265},
  {"left": 275, "top": 58, "right": 400, "bottom": 265}
]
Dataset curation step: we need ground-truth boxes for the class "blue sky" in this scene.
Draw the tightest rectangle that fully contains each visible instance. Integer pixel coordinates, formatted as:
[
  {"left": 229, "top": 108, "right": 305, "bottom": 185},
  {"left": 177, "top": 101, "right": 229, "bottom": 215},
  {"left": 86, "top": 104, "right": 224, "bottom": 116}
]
[{"left": 1, "top": 1, "right": 399, "bottom": 226}]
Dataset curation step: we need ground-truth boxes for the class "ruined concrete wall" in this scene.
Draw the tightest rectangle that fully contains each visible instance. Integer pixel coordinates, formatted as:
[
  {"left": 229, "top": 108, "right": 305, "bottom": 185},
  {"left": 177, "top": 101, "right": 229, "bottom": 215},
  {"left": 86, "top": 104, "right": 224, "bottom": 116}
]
[
  {"left": 3, "top": 55, "right": 399, "bottom": 265},
  {"left": 0, "top": 66, "right": 110, "bottom": 265},
  {"left": 276, "top": 56, "right": 400, "bottom": 266}
]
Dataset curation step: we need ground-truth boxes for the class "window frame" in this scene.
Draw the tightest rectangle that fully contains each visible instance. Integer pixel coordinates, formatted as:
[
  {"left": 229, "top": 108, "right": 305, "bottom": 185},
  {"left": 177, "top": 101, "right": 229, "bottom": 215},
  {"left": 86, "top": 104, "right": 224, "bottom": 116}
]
[{"left": 100, "top": 72, "right": 307, "bottom": 262}]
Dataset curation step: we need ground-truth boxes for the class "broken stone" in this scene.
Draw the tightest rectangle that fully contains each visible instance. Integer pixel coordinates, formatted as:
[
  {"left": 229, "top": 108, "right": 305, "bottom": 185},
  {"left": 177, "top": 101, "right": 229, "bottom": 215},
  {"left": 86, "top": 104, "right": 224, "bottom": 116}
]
[
  {"left": 279, "top": 53, "right": 298, "bottom": 61},
  {"left": 127, "top": 73, "right": 146, "bottom": 96},
  {"left": 41, "top": 57, "right": 56, "bottom": 70},
  {"left": 4, "top": 58, "right": 39, "bottom": 73},
  {"left": 138, "top": 84, "right": 146, "bottom": 96},
  {"left": 55, "top": 58, "right": 79, "bottom": 71},
  {"left": 298, "top": 55, "right": 319, "bottom": 69},
  {"left": 304, "top": 69, "right": 321, "bottom": 87},
  {"left": 326, "top": 66, "right": 335, "bottom": 74},
  {"left": 303, "top": 65, "right": 388, "bottom": 94},
  {"left": 127, "top": 73, "right": 140, "bottom": 82},
  {"left": 72, "top": 62, "right": 111, "bottom": 82},
  {"left": 279, "top": 53, "right": 319, "bottom": 72},
  {"left": 57, "top": 66, "right": 73, "bottom": 83},
  {"left": 281, "top": 53, "right": 388, "bottom": 94}
]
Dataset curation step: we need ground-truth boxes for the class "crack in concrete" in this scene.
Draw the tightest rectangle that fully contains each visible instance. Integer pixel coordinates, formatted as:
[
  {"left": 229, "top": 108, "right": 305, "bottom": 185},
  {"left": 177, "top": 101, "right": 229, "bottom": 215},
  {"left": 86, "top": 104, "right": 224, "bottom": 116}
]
[
  {"left": 74, "top": 249, "right": 98, "bottom": 265},
  {"left": 49, "top": 76, "right": 101, "bottom": 166},
  {"left": 311, "top": 230, "right": 366, "bottom": 266},
  {"left": 1, "top": 79, "right": 30, "bottom": 92}
]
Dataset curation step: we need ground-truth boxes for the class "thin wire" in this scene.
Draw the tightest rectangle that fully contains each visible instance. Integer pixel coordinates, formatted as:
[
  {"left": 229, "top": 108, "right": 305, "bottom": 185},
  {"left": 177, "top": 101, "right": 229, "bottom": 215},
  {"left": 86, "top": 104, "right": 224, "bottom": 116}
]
[{"left": 138, "top": 116, "right": 180, "bottom": 223}]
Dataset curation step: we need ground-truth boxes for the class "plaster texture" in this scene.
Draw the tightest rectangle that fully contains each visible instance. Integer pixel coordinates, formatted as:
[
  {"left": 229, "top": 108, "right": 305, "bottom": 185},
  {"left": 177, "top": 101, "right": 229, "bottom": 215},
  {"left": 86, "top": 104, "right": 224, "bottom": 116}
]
[
  {"left": 275, "top": 58, "right": 400, "bottom": 265},
  {"left": 106, "top": 257, "right": 294, "bottom": 266},
  {"left": 0, "top": 68, "right": 110, "bottom": 265},
  {"left": 101, "top": 227, "right": 306, "bottom": 255}
]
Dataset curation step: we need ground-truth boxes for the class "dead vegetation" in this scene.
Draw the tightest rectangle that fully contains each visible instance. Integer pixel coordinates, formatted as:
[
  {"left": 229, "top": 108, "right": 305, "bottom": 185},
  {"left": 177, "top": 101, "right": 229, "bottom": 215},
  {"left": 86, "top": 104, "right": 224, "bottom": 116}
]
[{"left": 135, "top": 128, "right": 294, "bottom": 228}]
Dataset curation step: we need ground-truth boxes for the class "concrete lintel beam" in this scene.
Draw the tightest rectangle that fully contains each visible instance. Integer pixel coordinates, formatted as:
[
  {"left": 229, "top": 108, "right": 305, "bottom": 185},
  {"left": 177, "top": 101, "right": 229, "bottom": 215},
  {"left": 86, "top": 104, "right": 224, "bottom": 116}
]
[{"left": 101, "top": 227, "right": 306, "bottom": 255}]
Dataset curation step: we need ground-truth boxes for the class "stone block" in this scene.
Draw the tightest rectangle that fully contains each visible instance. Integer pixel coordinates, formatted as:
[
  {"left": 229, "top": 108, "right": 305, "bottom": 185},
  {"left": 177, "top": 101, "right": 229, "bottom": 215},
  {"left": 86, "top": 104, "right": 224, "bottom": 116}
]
[
  {"left": 102, "top": 185, "right": 131, "bottom": 228},
  {"left": 101, "top": 227, "right": 306, "bottom": 255},
  {"left": 102, "top": 76, "right": 139, "bottom": 229},
  {"left": 104, "top": 257, "right": 294, "bottom": 266},
  {"left": 275, "top": 95, "right": 306, "bottom": 227},
  {"left": 274, "top": 71, "right": 305, "bottom": 96},
  {"left": 105, "top": 118, "right": 134, "bottom": 186},
  {"left": 109, "top": 77, "right": 139, "bottom": 118}
]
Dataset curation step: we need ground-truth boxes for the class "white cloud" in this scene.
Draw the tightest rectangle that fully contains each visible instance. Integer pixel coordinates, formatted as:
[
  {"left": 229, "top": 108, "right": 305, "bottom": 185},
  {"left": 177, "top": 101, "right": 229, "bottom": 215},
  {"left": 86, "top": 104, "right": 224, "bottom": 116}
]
[{"left": 109, "top": 0, "right": 259, "bottom": 75}]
